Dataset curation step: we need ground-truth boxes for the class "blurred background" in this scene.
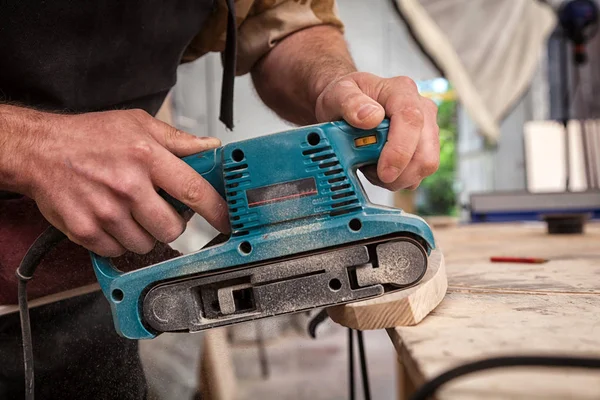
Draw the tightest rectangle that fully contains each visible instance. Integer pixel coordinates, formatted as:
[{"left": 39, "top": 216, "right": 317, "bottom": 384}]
[{"left": 139, "top": 0, "right": 600, "bottom": 398}]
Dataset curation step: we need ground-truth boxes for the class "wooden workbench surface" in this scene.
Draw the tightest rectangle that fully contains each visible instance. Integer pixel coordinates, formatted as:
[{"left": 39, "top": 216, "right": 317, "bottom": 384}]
[{"left": 388, "top": 221, "right": 600, "bottom": 400}]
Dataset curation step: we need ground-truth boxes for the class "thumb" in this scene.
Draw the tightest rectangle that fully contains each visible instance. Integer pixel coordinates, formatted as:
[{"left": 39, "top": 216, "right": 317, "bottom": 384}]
[
  {"left": 315, "top": 78, "right": 385, "bottom": 129},
  {"left": 148, "top": 118, "right": 221, "bottom": 157}
]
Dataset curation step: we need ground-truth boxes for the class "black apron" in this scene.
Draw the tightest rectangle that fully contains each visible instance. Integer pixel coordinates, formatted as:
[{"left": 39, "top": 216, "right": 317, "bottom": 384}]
[
  {"left": 0, "top": 0, "right": 236, "bottom": 123},
  {"left": 0, "top": 0, "right": 237, "bottom": 201},
  {"left": 0, "top": 2, "right": 238, "bottom": 398}
]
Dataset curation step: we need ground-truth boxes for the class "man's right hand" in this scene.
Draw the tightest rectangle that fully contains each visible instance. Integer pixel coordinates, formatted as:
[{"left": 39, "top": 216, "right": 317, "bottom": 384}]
[{"left": 0, "top": 106, "right": 229, "bottom": 257}]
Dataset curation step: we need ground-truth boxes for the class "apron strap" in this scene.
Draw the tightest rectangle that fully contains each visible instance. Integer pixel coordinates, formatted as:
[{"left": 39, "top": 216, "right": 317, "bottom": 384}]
[{"left": 219, "top": 0, "right": 237, "bottom": 130}]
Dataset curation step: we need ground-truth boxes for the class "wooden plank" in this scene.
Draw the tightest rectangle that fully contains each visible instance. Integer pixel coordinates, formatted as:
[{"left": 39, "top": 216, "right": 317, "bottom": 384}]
[
  {"left": 436, "top": 222, "right": 600, "bottom": 266},
  {"left": 438, "top": 222, "right": 600, "bottom": 295},
  {"left": 327, "top": 249, "right": 447, "bottom": 330},
  {"left": 390, "top": 292, "right": 600, "bottom": 399},
  {"left": 0, "top": 284, "right": 100, "bottom": 317},
  {"left": 396, "top": 355, "right": 420, "bottom": 400},
  {"left": 448, "top": 258, "right": 600, "bottom": 295},
  {"left": 387, "top": 221, "right": 600, "bottom": 399}
]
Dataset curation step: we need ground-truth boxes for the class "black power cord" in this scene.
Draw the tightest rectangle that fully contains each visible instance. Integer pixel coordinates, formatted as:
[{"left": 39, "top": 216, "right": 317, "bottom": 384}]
[
  {"left": 356, "top": 330, "right": 371, "bottom": 400},
  {"left": 348, "top": 328, "right": 354, "bottom": 400},
  {"left": 348, "top": 328, "right": 371, "bottom": 400},
  {"left": 16, "top": 225, "right": 66, "bottom": 400},
  {"left": 14, "top": 227, "right": 225, "bottom": 400},
  {"left": 307, "top": 309, "right": 329, "bottom": 339},
  {"left": 409, "top": 355, "right": 600, "bottom": 400}
]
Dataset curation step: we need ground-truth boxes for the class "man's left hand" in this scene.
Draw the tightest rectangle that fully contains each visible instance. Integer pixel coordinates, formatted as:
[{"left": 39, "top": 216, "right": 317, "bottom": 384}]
[{"left": 315, "top": 72, "right": 440, "bottom": 191}]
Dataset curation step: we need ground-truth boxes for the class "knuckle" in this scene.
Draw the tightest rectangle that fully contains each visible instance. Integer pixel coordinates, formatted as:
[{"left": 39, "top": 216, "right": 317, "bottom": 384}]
[
  {"left": 395, "top": 76, "right": 418, "bottom": 92},
  {"left": 112, "top": 174, "right": 142, "bottom": 200},
  {"left": 413, "top": 149, "right": 440, "bottom": 178},
  {"left": 128, "top": 108, "right": 150, "bottom": 121},
  {"left": 129, "top": 140, "right": 154, "bottom": 162},
  {"left": 422, "top": 157, "right": 440, "bottom": 176},
  {"left": 69, "top": 224, "right": 99, "bottom": 245},
  {"left": 182, "top": 178, "right": 206, "bottom": 204},
  {"left": 398, "top": 105, "right": 424, "bottom": 129},
  {"left": 95, "top": 204, "right": 121, "bottom": 224}
]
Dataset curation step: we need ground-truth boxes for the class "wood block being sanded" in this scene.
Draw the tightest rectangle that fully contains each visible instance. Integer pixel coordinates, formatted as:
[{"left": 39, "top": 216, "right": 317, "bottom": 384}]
[{"left": 327, "top": 249, "right": 447, "bottom": 330}]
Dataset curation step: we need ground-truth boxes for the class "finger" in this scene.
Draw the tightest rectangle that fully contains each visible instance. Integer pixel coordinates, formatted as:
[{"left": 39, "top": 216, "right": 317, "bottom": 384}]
[
  {"left": 83, "top": 234, "right": 127, "bottom": 258},
  {"left": 131, "top": 188, "right": 187, "bottom": 244},
  {"left": 147, "top": 118, "right": 221, "bottom": 157},
  {"left": 385, "top": 98, "right": 440, "bottom": 190},
  {"left": 316, "top": 79, "right": 385, "bottom": 129},
  {"left": 84, "top": 189, "right": 156, "bottom": 254},
  {"left": 64, "top": 219, "right": 126, "bottom": 257},
  {"left": 150, "top": 148, "right": 230, "bottom": 233},
  {"left": 369, "top": 98, "right": 439, "bottom": 191},
  {"left": 361, "top": 165, "right": 418, "bottom": 192},
  {"left": 360, "top": 165, "right": 419, "bottom": 195},
  {"left": 102, "top": 217, "right": 157, "bottom": 255},
  {"left": 41, "top": 193, "right": 126, "bottom": 257},
  {"left": 376, "top": 79, "right": 425, "bottom": 184}
]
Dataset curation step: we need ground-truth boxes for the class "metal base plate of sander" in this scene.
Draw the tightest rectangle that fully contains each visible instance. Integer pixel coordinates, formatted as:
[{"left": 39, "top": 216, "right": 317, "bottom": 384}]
[{"left": 143, "top": 235, "right": 427, "bottom": 333}]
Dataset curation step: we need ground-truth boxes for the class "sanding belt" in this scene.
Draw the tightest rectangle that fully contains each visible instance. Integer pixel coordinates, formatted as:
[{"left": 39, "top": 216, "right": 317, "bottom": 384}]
[{"left": 0, "top": 0, "right": 238, "bottom": 310}]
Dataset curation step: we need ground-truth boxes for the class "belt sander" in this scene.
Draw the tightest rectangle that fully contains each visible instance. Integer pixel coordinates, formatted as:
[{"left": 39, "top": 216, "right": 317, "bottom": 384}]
[{"left": 89, "top": 119, "right": 436, "bottom": 339}]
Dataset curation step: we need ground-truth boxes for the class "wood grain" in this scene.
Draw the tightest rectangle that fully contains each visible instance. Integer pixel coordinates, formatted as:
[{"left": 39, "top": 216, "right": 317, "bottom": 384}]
[
  {"left": 390, "top": 292, "right": 600, "bottom": 399},
  {"left": 389, "top": 221, "right": 600, "bottom": 400},
  {"left": 327, "top": 249, "right": 447, "bottom": 330}
]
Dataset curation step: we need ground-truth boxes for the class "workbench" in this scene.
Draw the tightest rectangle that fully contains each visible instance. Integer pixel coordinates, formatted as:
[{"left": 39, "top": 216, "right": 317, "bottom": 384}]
[{"left": 389, "top": 221, "right": 600, "bottom": 399}]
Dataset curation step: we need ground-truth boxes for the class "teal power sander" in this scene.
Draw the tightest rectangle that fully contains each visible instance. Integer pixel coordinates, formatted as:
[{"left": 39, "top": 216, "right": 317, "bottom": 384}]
[{"left": 88, "top": 119, "right": 436, "bottom": 339}]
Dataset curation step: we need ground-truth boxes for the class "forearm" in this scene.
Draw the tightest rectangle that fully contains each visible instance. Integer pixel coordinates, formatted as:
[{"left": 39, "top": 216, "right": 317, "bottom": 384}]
[
  {"left": 0, "top": 105, "right": 45, "bottom": 196},
  {"left": 251, "top": 25, "right": 357, "bottom": 126}
]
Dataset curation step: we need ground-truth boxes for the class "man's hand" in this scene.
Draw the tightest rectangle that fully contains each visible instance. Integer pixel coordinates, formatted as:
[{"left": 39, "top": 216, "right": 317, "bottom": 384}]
[
  {"left": 315, "top": 72, "right": 440, "bottom": 191},
  {"left": 251, "top": 25, "right": 439, "bottom": 192},
  {"left": 0, "top": 106, "right": 228, "bottom": 257}
]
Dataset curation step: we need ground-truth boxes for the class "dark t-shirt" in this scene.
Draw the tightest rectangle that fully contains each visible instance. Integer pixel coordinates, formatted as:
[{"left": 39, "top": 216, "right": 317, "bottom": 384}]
[{"left": 0, "top": 0, "right": 215, "bottom": 115}]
